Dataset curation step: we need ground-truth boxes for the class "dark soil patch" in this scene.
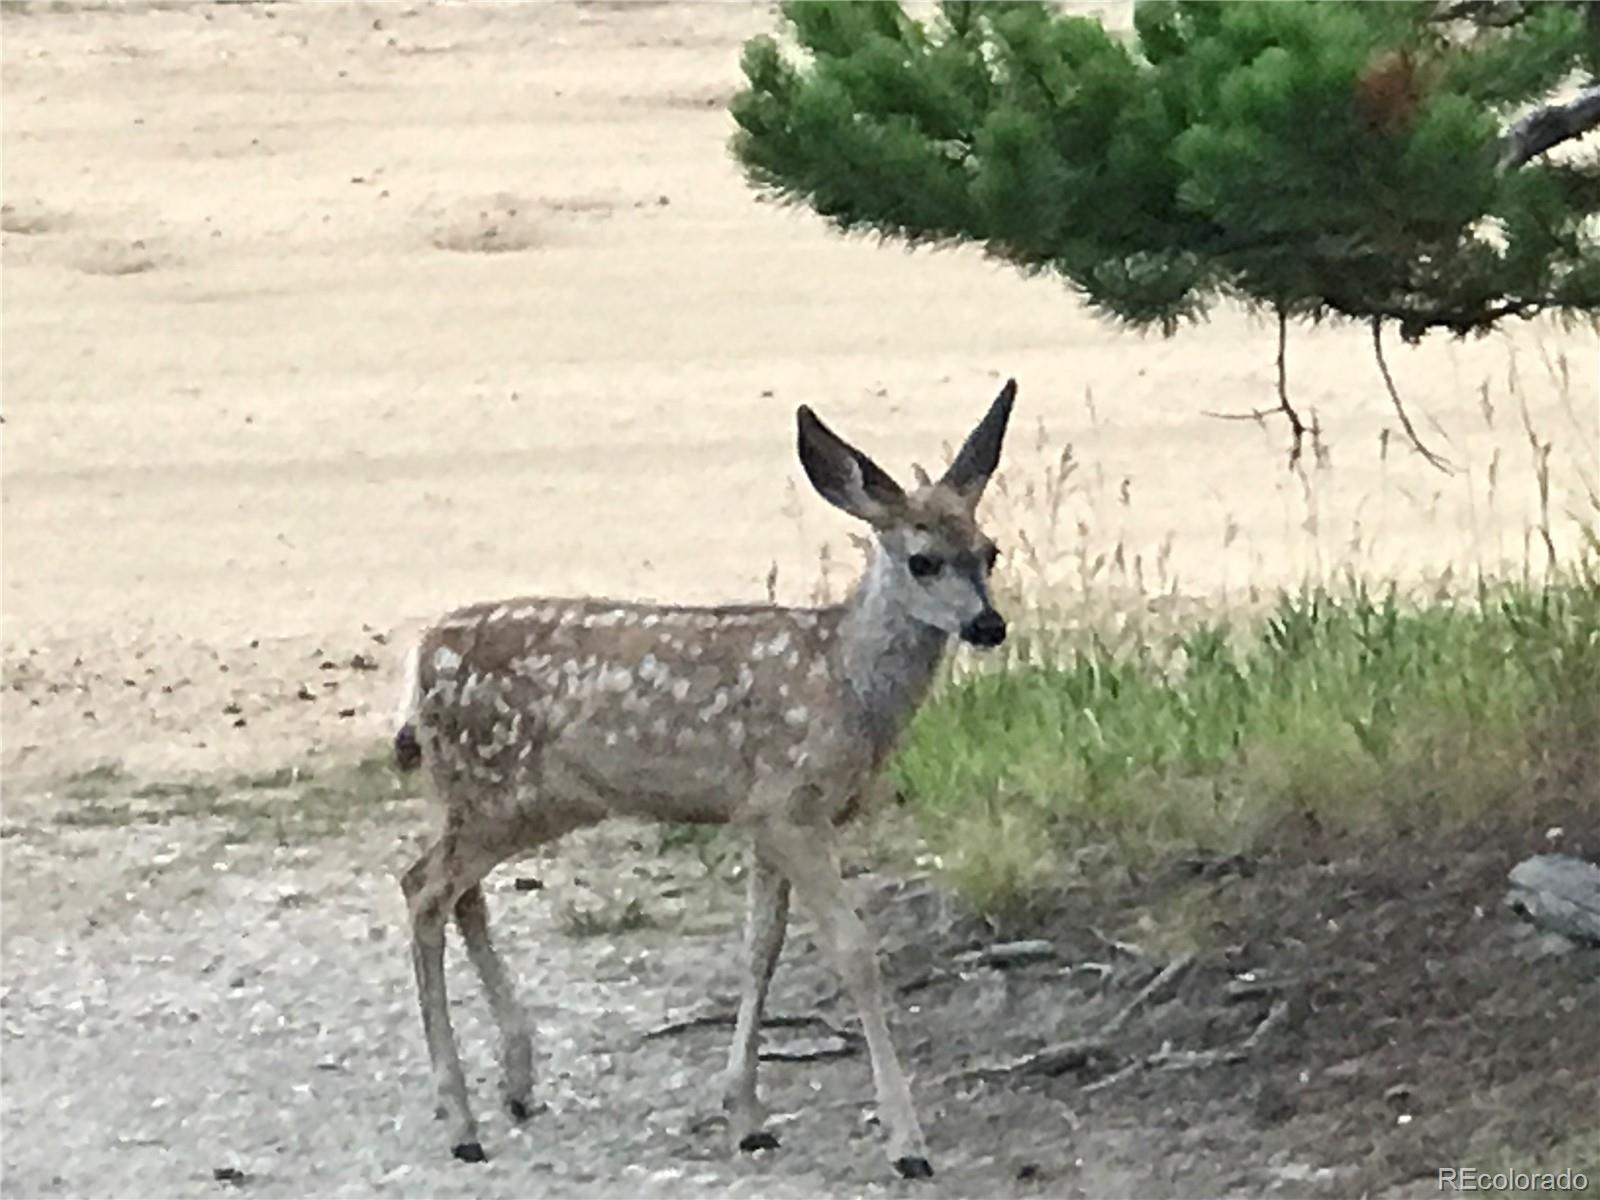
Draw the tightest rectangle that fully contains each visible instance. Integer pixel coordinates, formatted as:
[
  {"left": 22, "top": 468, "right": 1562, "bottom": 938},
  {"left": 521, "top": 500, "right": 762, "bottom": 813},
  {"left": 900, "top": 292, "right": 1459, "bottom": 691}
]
[{"left": 874, "top": 804, "right": 1600, "bottom": 1197}]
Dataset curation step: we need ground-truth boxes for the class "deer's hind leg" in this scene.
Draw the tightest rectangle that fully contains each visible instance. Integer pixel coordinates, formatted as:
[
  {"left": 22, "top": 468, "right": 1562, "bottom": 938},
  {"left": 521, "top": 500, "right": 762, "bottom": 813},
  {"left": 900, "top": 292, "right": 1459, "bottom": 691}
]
[
  {"left": 401, "top": 831, "right": 499, "bottom": 1162},
  {"left": 454, "top": 883, "right": 536, "bottom": 1121}
]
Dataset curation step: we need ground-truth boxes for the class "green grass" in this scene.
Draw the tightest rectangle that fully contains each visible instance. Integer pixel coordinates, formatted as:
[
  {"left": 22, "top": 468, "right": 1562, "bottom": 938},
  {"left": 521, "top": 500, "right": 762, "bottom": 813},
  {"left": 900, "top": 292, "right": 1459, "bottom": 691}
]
[
  {"left": 1465, "top": 1126, "right": 1600, "bottom": 1198},
  {"left": 894, "top": 570, "right": 1600, "bottom": 915}
]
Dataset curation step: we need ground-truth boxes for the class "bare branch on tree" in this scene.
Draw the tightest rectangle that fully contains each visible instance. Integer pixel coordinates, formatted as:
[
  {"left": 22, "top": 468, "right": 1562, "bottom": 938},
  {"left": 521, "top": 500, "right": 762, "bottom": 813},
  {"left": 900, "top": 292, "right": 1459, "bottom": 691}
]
[
  {"left": 1372, "top": 319, "right": 1455, "bottom": 473},
  {"left": 1274, "top": 308, "right": 1311, "bottom": 470},
  {"left": 1499, "top": 85, "right": 1600, "bottom": 171}
]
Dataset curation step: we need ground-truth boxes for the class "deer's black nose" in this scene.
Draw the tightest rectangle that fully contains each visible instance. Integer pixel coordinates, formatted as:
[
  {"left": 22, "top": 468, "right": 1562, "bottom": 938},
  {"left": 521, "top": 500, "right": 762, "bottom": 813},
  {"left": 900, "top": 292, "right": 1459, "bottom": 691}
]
[{"left": 961, "top": 610, "right": 1007, "bottom": 648}]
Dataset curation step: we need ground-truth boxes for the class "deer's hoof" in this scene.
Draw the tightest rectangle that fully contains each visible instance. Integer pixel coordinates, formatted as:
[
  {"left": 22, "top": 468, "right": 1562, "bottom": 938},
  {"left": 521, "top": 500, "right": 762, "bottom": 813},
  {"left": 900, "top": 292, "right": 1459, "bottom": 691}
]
[
  {"left": 452, "top": 1141, "right": 488, "bottom": 1164},
  {"left": 738, "top": 1130, "right": 781, "bottom": 1153},
  {"left": 894, "top": 1155, "right": 935, "bottom": 1180}
]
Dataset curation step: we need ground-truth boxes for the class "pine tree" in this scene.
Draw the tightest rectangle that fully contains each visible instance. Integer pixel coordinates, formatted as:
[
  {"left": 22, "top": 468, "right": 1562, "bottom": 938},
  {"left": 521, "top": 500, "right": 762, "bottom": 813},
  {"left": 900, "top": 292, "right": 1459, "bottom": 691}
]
[{"left": 730, "top": 1, "right": 1600, "bottom": 465}]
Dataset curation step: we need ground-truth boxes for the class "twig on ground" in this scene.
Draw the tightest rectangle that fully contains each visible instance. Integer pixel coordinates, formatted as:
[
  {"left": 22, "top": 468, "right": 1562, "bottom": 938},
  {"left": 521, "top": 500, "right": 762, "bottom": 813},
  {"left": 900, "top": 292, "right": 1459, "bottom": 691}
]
[
  {"left": 1142, "top": 997, "right": 1292, "bottom": 1073},
  {"left": 1100, "top": 952, "right": 1194, "bottom": 1038},
  {"left": 643, "top": 1011, "right": 856, "bottom": 1044},
  {"left": 1087, "top": 927, "right": 1145, "bottom": 958},
  {"left": 898, "top": 969, "right": 958, "bottom": 995},
  {"left": 955, "top": 970, "right": 1291, "bottom": 1091},
  {"left": 955, "top": 939, "right": 1057, "bottom": 969},
  {"left": 944, "top": 1038, "right": 1112, "bottom": 1085}
]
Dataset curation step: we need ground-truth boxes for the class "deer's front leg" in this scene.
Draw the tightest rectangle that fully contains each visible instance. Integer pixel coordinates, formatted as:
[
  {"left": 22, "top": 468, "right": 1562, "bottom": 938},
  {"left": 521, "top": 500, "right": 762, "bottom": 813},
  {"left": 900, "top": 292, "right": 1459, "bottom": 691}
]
[
  {"left": 753, "top": 817, "right": 932, "bottom": 1180},
  {"left": 722, "top": 846, "right": 790, "bottom": 1152}
]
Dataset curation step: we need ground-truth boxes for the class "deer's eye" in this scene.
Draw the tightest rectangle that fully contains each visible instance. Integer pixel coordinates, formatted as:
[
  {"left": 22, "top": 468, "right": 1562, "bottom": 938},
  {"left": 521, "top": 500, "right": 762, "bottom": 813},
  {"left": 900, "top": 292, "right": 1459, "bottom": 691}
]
[{"left": 908, "top": 553, "right": 942, "bottom": 579}]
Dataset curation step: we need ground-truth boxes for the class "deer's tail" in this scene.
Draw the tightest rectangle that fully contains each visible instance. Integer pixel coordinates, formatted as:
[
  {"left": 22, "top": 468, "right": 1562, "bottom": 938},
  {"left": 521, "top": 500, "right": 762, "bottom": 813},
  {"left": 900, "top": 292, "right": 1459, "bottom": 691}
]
[{"left": 394, "top": 642, "right": 423, "bottom": 773}]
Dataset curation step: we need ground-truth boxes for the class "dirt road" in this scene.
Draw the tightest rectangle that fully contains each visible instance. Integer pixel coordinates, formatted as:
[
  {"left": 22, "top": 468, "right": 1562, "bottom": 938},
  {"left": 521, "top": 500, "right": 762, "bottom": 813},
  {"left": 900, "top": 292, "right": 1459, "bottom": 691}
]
[{"left": 3, "top": 3, "right": 1596, "bottom": 1198}]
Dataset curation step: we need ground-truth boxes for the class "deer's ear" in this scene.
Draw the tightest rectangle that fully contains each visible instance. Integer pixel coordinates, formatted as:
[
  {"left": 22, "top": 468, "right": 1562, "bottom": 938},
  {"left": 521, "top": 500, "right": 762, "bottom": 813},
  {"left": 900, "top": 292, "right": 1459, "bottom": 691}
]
[
  {"left": 941, "top": 379, "right": 1017, "bottom": 507},
  {"left": 796, "top": 406, "right": 906, "bottom": 527}
]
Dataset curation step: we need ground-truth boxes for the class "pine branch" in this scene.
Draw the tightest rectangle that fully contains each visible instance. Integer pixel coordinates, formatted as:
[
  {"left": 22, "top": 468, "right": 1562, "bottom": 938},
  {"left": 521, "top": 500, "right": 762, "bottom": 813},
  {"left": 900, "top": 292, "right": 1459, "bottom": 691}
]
[{"left": 1499, "top": 85, "right": 1600, "bottom": 171}]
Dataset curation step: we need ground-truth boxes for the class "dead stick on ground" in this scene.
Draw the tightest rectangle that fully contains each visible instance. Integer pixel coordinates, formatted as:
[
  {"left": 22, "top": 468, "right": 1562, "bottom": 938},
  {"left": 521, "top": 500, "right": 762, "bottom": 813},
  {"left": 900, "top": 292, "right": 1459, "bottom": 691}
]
[
  {"left": 1144, "top": 998, "right": 1291, "bottom": 1073},
  {"left": 944, "top": 953, "right": 1192, "bottom": 1085},
  {"left": 643, "top": 1011, "right": 857, "bottom": 1044},
  {"left": 1100, "top": 952, "right": 1194, "bottom": 1037},
  {"left": 956, "top": 970, "right": 1289, "bottom": 1089}
]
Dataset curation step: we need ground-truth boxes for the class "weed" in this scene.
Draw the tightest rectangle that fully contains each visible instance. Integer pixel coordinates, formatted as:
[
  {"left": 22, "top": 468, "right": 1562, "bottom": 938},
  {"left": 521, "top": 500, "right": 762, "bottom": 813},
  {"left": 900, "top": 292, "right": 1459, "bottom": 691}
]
[{"left": 559, "top": 895, "right": 656, "bottom": 938}]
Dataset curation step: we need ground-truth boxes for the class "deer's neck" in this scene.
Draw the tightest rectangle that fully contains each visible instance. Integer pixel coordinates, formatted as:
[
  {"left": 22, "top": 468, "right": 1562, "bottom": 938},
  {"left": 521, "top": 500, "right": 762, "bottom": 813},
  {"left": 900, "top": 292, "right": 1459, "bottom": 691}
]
[{"left": 835, "top": 548, "right": 949, "bottom": 760}]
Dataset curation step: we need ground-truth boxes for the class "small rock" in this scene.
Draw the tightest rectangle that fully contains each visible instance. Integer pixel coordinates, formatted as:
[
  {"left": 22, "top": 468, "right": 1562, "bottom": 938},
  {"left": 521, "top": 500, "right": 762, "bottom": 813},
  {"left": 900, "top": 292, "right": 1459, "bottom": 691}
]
[
  {"left": 1383, "top": 1082, "right": 1414, "bottom": 1108},
  {"left": 1506, "top": 854, "right": 1600, "bottom": 944},
  {"left": 1254, "top": 1081, "right": 1296, "bottom": 1124}
]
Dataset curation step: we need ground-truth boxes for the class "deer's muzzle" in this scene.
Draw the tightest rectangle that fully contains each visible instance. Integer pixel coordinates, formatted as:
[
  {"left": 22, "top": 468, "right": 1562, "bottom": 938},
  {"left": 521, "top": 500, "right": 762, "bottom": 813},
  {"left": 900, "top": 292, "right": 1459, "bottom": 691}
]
[{"left": 960, "top": 610, "right": 1007, "bottom": 648}]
